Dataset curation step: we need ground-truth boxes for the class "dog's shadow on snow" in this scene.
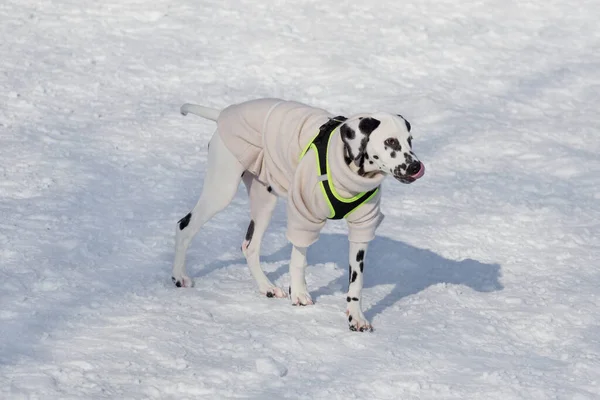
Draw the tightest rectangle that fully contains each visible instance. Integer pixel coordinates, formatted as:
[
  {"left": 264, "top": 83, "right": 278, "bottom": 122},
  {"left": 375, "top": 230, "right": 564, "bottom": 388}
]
[
  {"left": 200, "top": 233, "right": 502, "bottom": 320},
  {"left": 311, "top": 234, "right": 502, "bottom": 319}
]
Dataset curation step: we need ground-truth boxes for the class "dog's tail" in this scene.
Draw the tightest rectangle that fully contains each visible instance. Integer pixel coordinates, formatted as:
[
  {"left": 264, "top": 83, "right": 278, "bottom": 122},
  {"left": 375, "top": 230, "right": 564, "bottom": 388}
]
[{"left": 180, "top": 103, "right": 221, "bottom": 121}]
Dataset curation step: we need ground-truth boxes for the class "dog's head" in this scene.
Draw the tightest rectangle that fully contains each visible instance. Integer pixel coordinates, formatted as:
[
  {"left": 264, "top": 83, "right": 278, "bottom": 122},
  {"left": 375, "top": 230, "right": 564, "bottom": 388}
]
[{"left": 339, "top": 113, "right": 424, "bottom": 184}]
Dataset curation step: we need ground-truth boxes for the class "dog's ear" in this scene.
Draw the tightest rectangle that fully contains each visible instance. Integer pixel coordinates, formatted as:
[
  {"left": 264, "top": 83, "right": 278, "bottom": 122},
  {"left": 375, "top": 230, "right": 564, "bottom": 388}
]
[
  {"left": 358, "top": 117, "right": 381, "bottom": 135},
  {"left": 353, "top": 118, "right": 380, "bottom": 166},
  {"left": 341, "top": 117, "right": 381, "bottom": 166},
  {"left": 397, "top": 114, "right": 411, "bottom": 132}
]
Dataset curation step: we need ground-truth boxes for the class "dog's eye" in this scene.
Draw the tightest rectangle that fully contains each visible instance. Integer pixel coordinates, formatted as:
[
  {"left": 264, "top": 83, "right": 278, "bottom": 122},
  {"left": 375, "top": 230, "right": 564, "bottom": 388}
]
[
  {"left": 407, "top": 137, "right": 412, "bottom": 147},
  {"left": 384, "top": 138, "right": 401, "bottom": 151}
]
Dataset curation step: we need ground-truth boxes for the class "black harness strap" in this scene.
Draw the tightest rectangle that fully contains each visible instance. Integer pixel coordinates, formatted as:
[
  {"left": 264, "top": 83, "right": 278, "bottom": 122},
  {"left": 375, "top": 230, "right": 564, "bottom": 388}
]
[{"left": 310, "top": 117, "right": 379, "bottom": 220}]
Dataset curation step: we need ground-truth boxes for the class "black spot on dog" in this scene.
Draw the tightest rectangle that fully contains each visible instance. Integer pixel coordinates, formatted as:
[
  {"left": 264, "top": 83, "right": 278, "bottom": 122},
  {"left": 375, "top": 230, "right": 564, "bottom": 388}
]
[
  {"left": 354, "top": 135, "right": 370, "bottom": 166},
  {"left": 266, "top": 291, "right": 274, "bottom": 298},
  {"left": 352, "top": 297, "right": 359, "bottom": 301},
  {"left": 400, "top": 163, "right": 407, "bottom": 170},
  {"left": 267, "top": 186, "right": 272, "bottom": 193},
  {"left": 245, "top": 220, "right": 255, "bottom": 242},
  {"left": 369, "top": 161, "right": 374, "bottom": 165},
  {"left": 351, "top": 271, "right": 358, "bottom": 283},
  {"left": 178, "top": 213, "right": 191, "bottom": 230},
  {"left": 343, "top": 143, "right": 355, "bottom": 161},
  {"left": 408, "top": 137, "right": 413, "bottom": 147},
  {"left": 348, "top": 265, "right": 352, "bottom": 284},
  {"left": 341, "top": 124, "right": 355, "bottom": 140},
  {"left": 348, "top": 315, "right": 353, "bottom": 322},
  {"left": 172, "top": 277, "right": 182, "bottom": 287},
  {"left": 360, "top": 261, "right": 364, "bottom": 272},
  {"left": 358, "top": 118, "right": 381, "bottom": 135},
  {"left": 347, "top": 296, "right": 351, "bottom": 302},
  {"left": 373, "top": 155, "right": 379, "bottom": 160},
  {"left": 397, "top": 114, "right": 411, "bottom": 132},
  {"left": 289, "top": 286, "right": 291, "bottom": 295},
  {"left": 390, "top": 151, "right": 396, "bottom": 158},
  {"left": 356, "top": 250, "right": 365, "bottom": 262},
  {"left": 360, "top": 136, "right": 369, "bottom": 153}
]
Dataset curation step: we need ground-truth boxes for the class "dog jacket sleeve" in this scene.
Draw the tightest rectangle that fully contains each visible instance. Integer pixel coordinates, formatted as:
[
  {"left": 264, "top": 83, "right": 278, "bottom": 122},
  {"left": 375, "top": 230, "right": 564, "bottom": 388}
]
[
  {"left": 285, "top": 150, "right": 328, "bottom": 247},
  {"left": 345, "top": 192, "right": 385, "bottom": 243}
]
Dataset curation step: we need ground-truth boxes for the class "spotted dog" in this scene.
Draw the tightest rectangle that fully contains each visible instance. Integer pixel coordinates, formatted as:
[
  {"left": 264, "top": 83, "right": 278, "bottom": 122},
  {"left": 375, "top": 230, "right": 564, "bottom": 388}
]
[{"left": 171, "top": 99, "right": 424, "bottom": 332}]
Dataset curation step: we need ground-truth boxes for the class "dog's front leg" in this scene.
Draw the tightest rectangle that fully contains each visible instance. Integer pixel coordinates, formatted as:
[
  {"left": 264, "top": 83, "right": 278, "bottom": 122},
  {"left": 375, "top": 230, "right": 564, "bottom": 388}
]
[
  {"left": 346, "top": 241, "right": 372, "bottom": 332},
  {"left": 288, "top": 245, "right": 314, "bottom": 306}
]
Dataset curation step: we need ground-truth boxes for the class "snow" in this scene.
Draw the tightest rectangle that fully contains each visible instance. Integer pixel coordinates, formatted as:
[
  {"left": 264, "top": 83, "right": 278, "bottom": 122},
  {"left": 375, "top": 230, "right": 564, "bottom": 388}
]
[{"left": 1, "top": 0, "right": 599, "bottom": 398}]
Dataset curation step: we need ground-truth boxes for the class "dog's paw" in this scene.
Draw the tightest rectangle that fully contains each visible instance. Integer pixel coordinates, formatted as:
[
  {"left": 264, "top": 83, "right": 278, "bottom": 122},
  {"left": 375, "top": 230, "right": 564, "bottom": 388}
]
[
  {"left": 346, "top": 310, "right": 373, "bottom": 332},
  {"left": 290, "top": 287, "right": 314, "bottom": 306},
  {"left": 262, "top": 286, "right": 287, "bottom": 299},
  {"left": 171, "top": 275, "right": 193, "bottom": 288}
]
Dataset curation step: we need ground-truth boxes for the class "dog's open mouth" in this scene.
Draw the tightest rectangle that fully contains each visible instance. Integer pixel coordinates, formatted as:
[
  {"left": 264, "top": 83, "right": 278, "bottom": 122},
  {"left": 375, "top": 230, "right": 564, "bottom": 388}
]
[{"left": 395, "top": 162, "right": 425, "bottom": 184}]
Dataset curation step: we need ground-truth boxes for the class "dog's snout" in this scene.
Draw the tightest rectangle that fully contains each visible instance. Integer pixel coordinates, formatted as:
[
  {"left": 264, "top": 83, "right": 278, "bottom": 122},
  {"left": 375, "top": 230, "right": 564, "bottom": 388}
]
[{"left": 407, "top": 161, "right": 421, "bottom": 176}]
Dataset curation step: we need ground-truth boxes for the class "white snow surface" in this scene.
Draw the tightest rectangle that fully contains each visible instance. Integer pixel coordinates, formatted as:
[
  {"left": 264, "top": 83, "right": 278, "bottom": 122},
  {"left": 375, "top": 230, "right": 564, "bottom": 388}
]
[{"left": 1, "top": 0, "right": 599, "bottom": 398}]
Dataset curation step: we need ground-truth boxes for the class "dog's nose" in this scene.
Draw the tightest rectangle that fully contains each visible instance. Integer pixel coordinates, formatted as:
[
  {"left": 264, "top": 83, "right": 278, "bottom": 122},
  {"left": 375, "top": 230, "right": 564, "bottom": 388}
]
[{"left": 406, "top": 161, "right": 421, "bottom": 176}]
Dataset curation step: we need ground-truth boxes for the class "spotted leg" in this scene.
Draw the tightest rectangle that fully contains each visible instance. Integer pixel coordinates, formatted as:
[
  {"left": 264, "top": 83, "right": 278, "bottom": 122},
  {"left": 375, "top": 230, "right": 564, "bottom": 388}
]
[
  {"left": 346, "top": 241, "right": 372, "bottom": 331},
  {"left": 241, "top": 174, "right": 286, "bottom": 298},
  {"left": 171, "top": 131, "right": 245, "bottom": 288}
]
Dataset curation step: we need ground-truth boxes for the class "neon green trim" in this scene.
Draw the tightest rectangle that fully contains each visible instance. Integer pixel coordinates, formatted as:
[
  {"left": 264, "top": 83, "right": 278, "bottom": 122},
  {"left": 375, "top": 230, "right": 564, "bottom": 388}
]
[
  {"left": 324, "top": 130, "right": 367, "bottom": 203},
  {"left": 310, "top": 143, "right": 336, "bottom": 218},
  {"left": 342, "top": 187, "right": 379, "bottom": 218},
  {"left": 300, "top": 126, "right": 379, "bottom": 220},
  {"left": 299, "top": 132, "right": 320, "bottom": 161}
]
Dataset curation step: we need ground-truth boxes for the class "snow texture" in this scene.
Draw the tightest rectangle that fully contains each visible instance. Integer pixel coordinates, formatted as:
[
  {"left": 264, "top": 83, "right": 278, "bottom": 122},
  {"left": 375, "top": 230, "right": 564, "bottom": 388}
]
[{"left": 1, "top": 0, "right": 599, "bottom": 399}]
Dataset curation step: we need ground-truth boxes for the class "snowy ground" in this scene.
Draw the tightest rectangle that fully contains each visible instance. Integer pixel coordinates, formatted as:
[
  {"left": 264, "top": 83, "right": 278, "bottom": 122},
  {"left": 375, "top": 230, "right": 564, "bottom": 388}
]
[{"left": 2, "top": 0, "right": 600, "bottom": 398}]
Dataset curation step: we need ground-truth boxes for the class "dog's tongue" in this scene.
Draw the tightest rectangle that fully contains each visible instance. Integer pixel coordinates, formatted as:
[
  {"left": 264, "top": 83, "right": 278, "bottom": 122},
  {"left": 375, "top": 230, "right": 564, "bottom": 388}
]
[{"left": 410, "top": 162, "right": 425, "bottom": 179}]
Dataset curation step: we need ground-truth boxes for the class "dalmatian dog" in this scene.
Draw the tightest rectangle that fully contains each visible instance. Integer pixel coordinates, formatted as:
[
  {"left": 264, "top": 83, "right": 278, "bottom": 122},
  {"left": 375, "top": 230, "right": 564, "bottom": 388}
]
[{"left": 171, "top": 99, "right": 424, "bottom": 332}]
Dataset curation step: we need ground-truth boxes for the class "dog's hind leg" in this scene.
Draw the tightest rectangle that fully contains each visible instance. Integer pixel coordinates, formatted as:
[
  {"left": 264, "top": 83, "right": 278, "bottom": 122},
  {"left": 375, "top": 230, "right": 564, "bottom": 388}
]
[
  {"left": 241, "top": 175, "right": 285, "bottom": 298},
  {"left": 171, "top": 131, "right": 245, "bottom": 288}
]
